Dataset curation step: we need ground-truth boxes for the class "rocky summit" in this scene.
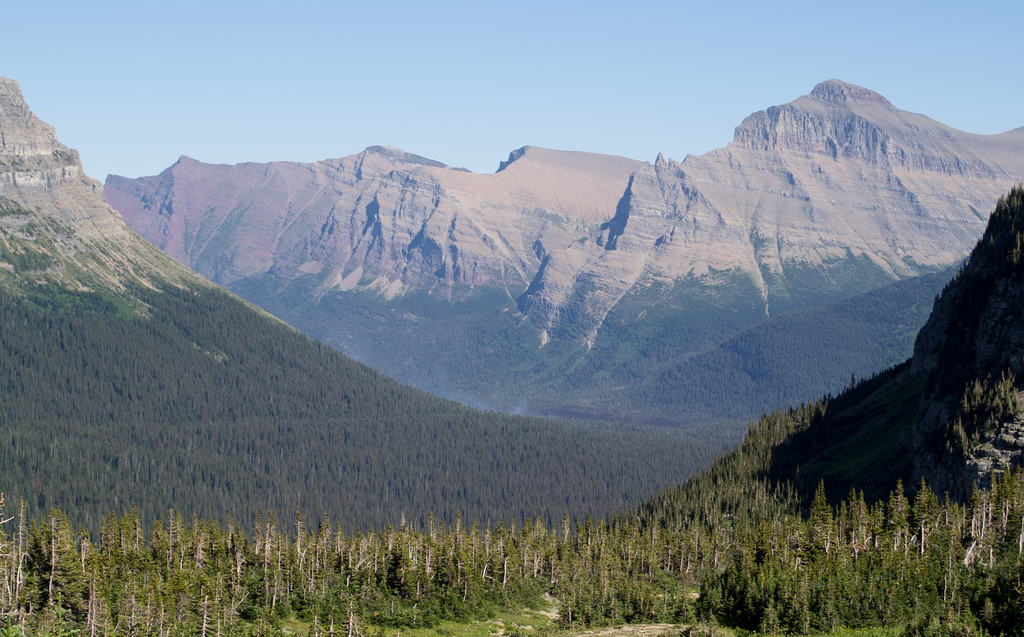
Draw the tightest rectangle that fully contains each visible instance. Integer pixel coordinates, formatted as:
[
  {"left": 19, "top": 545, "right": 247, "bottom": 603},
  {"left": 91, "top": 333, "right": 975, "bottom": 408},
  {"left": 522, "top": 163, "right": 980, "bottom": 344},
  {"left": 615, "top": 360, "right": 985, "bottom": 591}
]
[
  {"left": 607, "top": 80, "right": 1024, "bottom": 315},
  {"left": 105, "top": 80, "right": 1024, "bottom": 426},
  {"left": 0, "top": 77, "right": 198, "bottom": 297}
]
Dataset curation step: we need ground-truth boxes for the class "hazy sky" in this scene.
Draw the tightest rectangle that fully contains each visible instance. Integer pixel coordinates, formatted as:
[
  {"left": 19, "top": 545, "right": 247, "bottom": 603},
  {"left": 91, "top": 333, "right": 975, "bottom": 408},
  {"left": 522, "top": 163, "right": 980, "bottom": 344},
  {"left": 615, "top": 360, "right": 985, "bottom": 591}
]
[{"left": 6, "top": 1, "right": 1023, "bottom": 182}]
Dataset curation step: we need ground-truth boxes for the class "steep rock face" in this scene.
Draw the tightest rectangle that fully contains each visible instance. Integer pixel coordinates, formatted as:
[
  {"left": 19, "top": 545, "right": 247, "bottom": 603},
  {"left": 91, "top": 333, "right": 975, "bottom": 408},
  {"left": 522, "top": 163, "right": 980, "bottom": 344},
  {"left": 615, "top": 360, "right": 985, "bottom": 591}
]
[
  {"left": 106, "top": 145, "right": 641, "bottom": 305},
  {"left": 903, "top": 189, "right": 1024, "bottom": 497},
  {"left": 105, "top": 81, "right": 1024, "bottom": 422},
  {"left": 550, "top": 81, "right": 1024, "bottom": 321},
  {"left": 0, "top": 77, "right": 197, "bottom": 296},
  {"left": 1, "top": 76, "right": 125, "bottom": 236}
]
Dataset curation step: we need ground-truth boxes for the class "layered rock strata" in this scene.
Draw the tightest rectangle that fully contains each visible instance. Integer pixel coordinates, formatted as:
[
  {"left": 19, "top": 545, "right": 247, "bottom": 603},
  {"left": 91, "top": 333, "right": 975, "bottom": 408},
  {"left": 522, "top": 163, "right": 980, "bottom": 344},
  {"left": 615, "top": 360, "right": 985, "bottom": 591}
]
[
  {"left": 0, "top": 77, "right": 198, "bottom": 294},
  {"left": 107, "top": 80, "right": 1024, "bottom": 342}
]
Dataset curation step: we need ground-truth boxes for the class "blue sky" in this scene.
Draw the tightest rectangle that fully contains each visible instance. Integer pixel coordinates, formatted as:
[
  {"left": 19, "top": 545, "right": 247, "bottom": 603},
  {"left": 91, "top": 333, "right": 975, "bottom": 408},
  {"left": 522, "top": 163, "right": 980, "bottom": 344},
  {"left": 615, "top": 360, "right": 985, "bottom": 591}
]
[{"left": 6, "top": 1, "right": 1023, "bottom": 181}]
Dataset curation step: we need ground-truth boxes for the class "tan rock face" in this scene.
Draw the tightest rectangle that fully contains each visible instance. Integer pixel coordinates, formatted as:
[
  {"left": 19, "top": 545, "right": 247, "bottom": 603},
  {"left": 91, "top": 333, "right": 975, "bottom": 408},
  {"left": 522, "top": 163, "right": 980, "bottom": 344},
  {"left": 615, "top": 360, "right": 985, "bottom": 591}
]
[
  {"left": 106, "top": 80, "right": 1024, "bottom": 343},
  {"left": 0, "top": 77, "right": 201, "bottom": 296},
  {"left": 105, "top": 145, "right": 643, "bottom": 306},
  {"left": 1, "top": 77, "right": 88, "bottom": 203},
  {"left": 597, "top": 82, "right": 1021, "bottom": 285}
]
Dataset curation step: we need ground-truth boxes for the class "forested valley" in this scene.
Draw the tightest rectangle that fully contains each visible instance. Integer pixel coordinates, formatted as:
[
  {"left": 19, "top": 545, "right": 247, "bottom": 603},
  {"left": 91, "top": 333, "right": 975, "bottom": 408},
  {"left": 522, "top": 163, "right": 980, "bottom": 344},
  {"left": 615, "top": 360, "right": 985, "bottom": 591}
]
[
  {"left": 6, "top": 186, "right": 1024, "bottom": 636},
  {"left": 0, "top": 281, "right": 713, "bottom": 533},
  {"left": 237, "top": 261, "right": 951, "bottom": 431},
  {"left": 8, "top": 187, "right": 1024, "bottom": 636}
]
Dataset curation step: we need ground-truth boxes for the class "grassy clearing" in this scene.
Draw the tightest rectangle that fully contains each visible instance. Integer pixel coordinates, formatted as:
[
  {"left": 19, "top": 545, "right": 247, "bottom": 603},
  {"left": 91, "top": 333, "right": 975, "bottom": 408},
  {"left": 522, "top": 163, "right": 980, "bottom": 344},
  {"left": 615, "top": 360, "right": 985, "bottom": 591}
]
[{"left": 278, "top": 600, "right": 561, "bottom": 637}]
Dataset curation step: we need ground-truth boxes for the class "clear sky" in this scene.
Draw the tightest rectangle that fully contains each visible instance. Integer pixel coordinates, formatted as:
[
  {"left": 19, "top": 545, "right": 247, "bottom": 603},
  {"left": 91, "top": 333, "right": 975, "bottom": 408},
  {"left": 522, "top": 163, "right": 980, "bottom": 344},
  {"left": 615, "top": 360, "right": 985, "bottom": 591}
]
[{"left": 6, "top": 0, "right": 1023, "bottom": 182}]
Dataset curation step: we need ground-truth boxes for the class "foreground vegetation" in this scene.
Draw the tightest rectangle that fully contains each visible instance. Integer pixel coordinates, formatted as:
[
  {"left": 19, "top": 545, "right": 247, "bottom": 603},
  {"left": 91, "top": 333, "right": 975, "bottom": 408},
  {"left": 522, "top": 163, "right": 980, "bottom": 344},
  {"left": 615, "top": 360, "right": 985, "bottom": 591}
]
[{"left": 2, "top": 396, "right": 1022, "bottom": 636}]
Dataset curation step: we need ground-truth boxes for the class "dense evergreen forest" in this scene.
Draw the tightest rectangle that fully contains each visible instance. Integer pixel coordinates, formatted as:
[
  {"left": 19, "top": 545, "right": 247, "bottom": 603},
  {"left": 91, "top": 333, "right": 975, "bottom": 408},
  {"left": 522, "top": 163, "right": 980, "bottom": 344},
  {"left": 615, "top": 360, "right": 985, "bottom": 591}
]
[
  {"left": 0, "top": 280, "right": 714, "bottom": 534},
  {"left": 1, "top": 401, "right": 1021, "bottom": 636}
]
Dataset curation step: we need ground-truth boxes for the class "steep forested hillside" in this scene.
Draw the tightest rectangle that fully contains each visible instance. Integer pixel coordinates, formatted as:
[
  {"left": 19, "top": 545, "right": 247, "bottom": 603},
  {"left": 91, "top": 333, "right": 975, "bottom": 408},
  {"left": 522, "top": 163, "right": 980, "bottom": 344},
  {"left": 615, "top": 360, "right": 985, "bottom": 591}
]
[{"left": 0, "top": 280, "right": 713, "bottom": 532}]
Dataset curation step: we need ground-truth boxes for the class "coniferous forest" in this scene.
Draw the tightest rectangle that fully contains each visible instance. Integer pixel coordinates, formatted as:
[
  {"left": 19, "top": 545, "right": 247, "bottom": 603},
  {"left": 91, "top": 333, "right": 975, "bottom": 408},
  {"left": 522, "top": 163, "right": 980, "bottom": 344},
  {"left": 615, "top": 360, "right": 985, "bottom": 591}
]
[
  {"left": 1, "top": 402, "right": 1022, "bottom": 636},
  {"left": 0, "top": 281, "right": 713, "bottom": 533}
]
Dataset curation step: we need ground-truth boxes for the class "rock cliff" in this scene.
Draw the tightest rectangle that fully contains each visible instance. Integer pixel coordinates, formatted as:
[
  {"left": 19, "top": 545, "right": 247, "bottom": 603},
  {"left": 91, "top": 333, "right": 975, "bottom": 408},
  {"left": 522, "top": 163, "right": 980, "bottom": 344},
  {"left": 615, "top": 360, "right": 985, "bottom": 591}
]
[
  {"left": 0, "top": 77, "right": 198, "bottom": 297},
  {"left": 902, "top": 188, "right": 1024, "bottom": 497},
  {"left": 106, "top": 145, "right": 641, "bottom": 300},
  {"left": 545, "top": 80, "right": 1024, "bottom": 327},
  {"left": 104, "top": 80, "right": 1024, "bottom": 423}
]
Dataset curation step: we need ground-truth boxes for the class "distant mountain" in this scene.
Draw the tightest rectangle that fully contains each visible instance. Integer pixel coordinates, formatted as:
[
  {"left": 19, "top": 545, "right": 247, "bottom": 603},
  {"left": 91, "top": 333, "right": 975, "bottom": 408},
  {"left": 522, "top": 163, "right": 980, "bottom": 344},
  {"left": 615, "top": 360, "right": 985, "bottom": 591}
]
[
  {"left": 105, "top": 80, "right": 1024, "bottom": 428},
  {"left": 0, "top": 77, "right": 714, "bottom": 531}
]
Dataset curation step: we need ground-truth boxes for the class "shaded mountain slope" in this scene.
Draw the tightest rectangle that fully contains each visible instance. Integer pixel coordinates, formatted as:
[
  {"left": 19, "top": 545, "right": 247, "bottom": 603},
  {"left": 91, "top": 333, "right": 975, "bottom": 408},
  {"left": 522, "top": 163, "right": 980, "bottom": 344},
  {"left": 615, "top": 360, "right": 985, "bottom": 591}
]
[
  {"left": 643, "top": 186, "right": 1024, "bottom": 513},
  {"left": 615, "top": 191, "right": 1024, "bottom": 635}
]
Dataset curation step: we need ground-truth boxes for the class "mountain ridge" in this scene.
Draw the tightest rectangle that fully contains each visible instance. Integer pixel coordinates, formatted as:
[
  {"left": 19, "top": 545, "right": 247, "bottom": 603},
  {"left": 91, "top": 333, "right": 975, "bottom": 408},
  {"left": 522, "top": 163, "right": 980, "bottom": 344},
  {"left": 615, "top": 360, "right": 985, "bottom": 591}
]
[{"left": 106, "top": 79, "right": 1024, "bottom": 426}]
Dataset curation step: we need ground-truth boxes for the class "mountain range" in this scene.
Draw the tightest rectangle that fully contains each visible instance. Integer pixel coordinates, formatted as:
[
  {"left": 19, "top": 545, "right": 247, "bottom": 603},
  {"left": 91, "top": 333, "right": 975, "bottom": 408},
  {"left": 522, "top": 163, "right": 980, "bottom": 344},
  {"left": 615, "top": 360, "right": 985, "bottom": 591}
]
[
  {"left": 4, "top": 73, "right": 1024, "bottom": 635},
  {"left": 106, "top": 80, "right": 1024, "bottom": 429},
  {"left": 0, "top": 76, "right": 713, "bottom": 531},
  {"left": 6, "top": 72, "right": 1023, "bottom": 522}
]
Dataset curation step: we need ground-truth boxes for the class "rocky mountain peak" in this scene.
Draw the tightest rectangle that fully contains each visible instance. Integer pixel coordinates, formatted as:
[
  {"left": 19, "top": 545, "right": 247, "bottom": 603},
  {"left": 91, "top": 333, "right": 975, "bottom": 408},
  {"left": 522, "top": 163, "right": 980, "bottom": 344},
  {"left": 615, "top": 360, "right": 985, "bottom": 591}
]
[
  {"left": 496, "top": 146, "right": 530, "bottom": 172},
  {"left": 0, "top": 77, "right": 200, "bottom": 296},
  {"left": 0, "top": 77, "right": 85, "bottom": 195},
  {"left": 1, "top": 77, "right": 62, "bottom": 157},
  {"left": 728, "top": 82, "right": 889, "bottom": 159},
  {"left": 726, "top": 78, "right": 1018, "bottom": 180},
  {"left": 809, "top": 79, "right": 893, "bottom": 107},
  {"left": 363, "top": 145, "right": 454, "bottom": 170}
]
